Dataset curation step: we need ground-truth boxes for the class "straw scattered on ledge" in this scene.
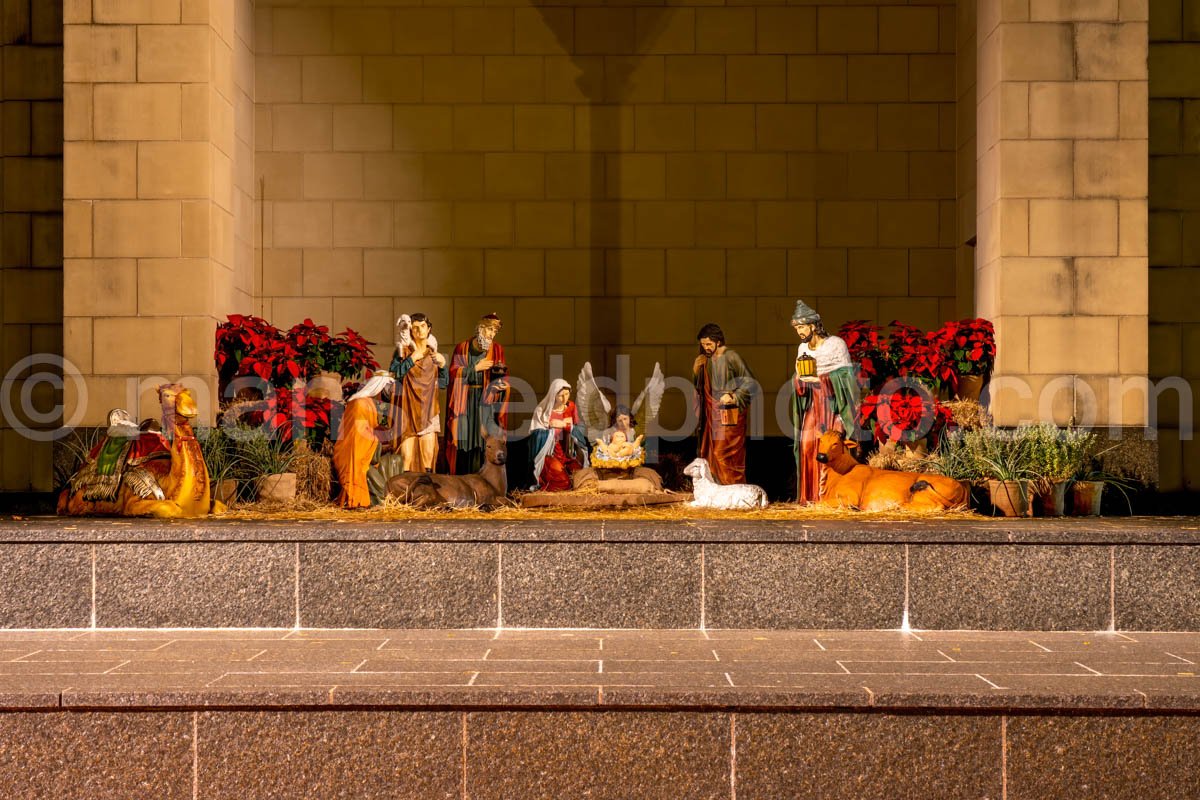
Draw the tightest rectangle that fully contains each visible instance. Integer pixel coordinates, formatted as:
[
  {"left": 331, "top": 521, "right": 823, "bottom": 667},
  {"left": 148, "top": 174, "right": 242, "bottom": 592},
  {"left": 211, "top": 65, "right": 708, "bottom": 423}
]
[{"left": 217, "top": 497, "right": 986, "bottom": 523}]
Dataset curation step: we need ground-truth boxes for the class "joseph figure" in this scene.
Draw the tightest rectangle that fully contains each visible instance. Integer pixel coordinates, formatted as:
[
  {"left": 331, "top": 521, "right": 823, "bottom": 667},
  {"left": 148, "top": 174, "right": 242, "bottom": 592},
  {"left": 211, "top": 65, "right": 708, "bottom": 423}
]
[
  {"left": 692, "top": 322, "right": 756, "bottom": 485},
  {"left": 389, "top": 313, "right": 449, "bottom": 473},
  {"left": 445, "top": 313, "right": 510, "bottom": 474}
]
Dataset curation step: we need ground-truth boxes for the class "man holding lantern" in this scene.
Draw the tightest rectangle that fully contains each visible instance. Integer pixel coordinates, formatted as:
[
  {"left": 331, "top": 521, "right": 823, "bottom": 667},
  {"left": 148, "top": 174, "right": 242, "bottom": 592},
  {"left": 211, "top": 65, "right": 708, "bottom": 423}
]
[{"left": 790, "top": 300, "right": 861, "bottom": 504}]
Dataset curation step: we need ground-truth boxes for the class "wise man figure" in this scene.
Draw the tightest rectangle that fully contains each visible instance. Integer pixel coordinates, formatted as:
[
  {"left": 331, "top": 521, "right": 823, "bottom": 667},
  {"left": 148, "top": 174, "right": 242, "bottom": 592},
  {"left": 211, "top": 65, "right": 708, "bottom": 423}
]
[
  {"left": 333, "top": 374, "right": 395, "bottom": 508},
  {"left": 692, "top": 322, "right": 756, "bottom": 485},
  {"left": 389, "top": 313, "right": 449, "bottom": 473},
  {"left": 790, "top": 300, "right": 860, "bottom": 504},
  {"left": 445, "top": 313, "right": 510, "bottom": 474}
]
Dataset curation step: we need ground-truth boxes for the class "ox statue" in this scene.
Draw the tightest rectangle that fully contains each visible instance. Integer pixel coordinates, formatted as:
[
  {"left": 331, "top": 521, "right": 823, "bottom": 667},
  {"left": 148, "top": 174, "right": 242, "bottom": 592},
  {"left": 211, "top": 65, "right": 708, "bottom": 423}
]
[{"left": 815, "top": 430, "right": 968, "bottom": 512}]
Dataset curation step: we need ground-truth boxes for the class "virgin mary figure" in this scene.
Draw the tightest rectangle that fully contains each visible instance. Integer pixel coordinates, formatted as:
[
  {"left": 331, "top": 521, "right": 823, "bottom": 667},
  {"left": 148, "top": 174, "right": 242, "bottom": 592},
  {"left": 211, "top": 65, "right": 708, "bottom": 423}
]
[{"left": 529, "top": 378, "right": 590, "bottom": 492}]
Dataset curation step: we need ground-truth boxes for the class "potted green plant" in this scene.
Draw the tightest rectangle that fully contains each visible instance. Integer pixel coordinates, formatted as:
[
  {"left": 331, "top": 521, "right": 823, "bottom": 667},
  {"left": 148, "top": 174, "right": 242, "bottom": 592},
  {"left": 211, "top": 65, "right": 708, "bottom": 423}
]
[
  {"left": 1070, "top": 453, "right": 1136, "bottom": 516},
  {"left": 964, "top": 427, "right": 1034, "bottom": 517},
  {"left": 198, "top": 426, "right": 239, "bottom": 505},
  {"left": 924, "top": 429, "right": 982, "bottom": 507},
  {"left": 231, "top": 428, "right": 298, "bottom": 503},
  {"left": 1027, "top": 425, "right": 1094, "bottom": 517}
]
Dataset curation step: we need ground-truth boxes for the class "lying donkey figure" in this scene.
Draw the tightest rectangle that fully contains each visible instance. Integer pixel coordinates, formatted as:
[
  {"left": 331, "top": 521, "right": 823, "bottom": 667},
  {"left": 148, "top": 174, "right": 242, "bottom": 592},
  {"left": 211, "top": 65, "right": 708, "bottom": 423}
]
[{"left": 387, "top": 434, "right": 508, "bottom": 509}]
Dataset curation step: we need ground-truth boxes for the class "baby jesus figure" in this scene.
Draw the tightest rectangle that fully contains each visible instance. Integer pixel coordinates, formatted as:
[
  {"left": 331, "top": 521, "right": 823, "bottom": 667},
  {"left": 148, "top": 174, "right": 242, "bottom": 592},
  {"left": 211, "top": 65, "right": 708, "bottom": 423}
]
[{"left": 596, "top": 430, "right": 645, "bottom": 460}]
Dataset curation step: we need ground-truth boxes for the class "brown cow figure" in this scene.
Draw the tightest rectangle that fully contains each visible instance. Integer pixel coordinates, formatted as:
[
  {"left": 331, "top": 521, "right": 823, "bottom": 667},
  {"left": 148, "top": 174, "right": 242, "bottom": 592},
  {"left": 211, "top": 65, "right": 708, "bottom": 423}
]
[
  {"left": 387, "top": 434, "right": 508, "bottom": 509},
  {"left": 815, "top": 430, "right": 968, "bottom": 511}
]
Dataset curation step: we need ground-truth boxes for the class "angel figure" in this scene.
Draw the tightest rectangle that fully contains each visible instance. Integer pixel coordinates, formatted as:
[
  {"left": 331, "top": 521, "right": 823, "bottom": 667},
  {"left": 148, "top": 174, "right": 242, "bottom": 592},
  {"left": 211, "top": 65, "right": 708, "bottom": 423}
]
[{"left": 575, "top": 362, "right": 666, "bottom": 451}]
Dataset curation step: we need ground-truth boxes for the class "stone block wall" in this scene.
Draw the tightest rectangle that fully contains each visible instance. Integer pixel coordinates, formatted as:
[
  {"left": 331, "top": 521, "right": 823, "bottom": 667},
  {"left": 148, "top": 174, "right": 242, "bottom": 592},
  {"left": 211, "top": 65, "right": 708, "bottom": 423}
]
[
  {"left": 62, "top": 0, "right": 255, "bottom": 431},
  {"left": 0, "top": 0, "right": 63, "bottom": 491},
  {"left": 254, "top": 0, "right": 960, "bottom": 432},
  {"left": 1148, "top": 0, "right": 1200, "bottom": 493},
  {"left": 954, "top": 0, "right": 976, "bottom": 319},
  {"left": 975, "top": 0, "right": 1150, "bottom": 429}
]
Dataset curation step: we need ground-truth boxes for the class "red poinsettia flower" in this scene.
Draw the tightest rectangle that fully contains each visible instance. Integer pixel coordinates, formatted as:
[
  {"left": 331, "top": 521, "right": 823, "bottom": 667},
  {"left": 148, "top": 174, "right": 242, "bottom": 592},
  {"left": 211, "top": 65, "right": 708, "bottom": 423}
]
[{"left": 858, "top": 387, "right": 952, "bottom": 445}]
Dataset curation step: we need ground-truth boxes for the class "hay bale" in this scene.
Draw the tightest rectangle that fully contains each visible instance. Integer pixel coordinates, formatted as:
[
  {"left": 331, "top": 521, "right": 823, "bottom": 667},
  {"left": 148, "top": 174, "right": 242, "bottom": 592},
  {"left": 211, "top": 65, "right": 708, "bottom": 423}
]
[{"left": 294, "top": 450, "right": 332, "bottom": 503}]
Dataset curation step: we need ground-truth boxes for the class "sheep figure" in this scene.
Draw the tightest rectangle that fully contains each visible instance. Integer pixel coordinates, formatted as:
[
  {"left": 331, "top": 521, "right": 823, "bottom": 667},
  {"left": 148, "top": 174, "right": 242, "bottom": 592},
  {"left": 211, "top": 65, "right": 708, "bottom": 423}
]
[{"left": 684, "top": 458, "right": 769, "bottom": 510}]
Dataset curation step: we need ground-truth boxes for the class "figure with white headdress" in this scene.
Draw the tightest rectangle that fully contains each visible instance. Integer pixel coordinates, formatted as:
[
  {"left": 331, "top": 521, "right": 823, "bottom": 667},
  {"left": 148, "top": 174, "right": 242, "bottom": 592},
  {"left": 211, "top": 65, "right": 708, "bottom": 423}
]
[
  {"left": 333, "top": 374, "right": 395, "bottom": 508},
  {"left": 790, "top": 299, "right": 860, "bottom": 504},
  {"left": 529, "top": 379, "right": 590, "bottom": 492}
]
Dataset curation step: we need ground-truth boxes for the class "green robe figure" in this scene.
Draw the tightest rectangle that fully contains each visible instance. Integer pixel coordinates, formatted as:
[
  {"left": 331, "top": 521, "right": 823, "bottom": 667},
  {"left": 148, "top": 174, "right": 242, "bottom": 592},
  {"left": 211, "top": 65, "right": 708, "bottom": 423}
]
[
  {"left": 789, "top": 300, "right": 860, "bottom": 504},
  {"left": 692, "top": 322, "right": 756, "bottom": 485},
  {"left": 445, "top": 314, "right": 509, "bottom": 475}
]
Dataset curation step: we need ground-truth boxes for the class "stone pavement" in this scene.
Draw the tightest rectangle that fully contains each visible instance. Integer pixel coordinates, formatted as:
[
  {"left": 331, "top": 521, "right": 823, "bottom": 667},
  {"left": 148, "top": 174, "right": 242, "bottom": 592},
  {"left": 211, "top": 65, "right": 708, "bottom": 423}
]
[{"left": 3, "top": 627, "right": 1200, "bottom": 712}]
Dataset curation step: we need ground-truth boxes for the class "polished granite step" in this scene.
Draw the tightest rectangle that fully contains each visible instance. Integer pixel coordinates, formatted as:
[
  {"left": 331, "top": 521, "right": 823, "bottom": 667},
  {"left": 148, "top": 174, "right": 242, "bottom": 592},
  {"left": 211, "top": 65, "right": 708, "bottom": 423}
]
[
  {"left": 3, "top": 517, "right": 1200, "bottom": 631},
  {"left": 1, "top": 628, "right": 1199, "bottom": 799}
]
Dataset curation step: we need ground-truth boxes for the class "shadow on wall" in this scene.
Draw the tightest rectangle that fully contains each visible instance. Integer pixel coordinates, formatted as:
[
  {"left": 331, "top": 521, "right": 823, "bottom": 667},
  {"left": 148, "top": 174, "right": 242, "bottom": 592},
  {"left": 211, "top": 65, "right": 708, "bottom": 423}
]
[{"left": 1148, "top": 7, "right": 1200, "bottom": 494}]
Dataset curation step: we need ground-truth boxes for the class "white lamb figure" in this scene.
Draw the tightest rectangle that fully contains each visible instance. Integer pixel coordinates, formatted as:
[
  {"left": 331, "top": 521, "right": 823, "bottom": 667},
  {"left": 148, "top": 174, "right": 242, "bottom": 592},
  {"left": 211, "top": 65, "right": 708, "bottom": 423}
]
[{"left": 684, "top": 458, "right": 769, "bottom": 510}]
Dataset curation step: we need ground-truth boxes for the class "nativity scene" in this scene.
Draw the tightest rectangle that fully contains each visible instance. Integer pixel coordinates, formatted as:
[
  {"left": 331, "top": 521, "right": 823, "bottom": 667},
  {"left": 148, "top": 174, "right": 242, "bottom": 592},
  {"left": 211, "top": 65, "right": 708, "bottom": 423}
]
[{"left": 56, "top": 300, "right": 1134, "bottom": 520}]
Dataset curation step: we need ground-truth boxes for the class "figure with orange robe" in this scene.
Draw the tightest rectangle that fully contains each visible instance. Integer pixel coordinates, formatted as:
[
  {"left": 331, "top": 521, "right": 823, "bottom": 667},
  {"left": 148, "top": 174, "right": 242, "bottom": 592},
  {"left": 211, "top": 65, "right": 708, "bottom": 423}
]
[
  {"left": 333, "top": 374, "right": 394, "bottom": 508},
  {"left": 692, "top": 322, "right": 757, "bottom": 486},
  {"left": 446, "top": 313, "right": 510, "bottom": 474}
]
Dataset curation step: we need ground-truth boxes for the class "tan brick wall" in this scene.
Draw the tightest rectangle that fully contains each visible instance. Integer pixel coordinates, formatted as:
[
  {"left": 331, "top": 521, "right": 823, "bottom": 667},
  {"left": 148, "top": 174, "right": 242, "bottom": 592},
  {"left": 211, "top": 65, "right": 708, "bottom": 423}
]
[
  {"left": 256, "top": 0, "right": 959, "bottom": 433},
  {"left": 1149, "top": 0, "right": 1200, "bottom": 493},
  {"left": 1, "top": 0, "right": 63, "bottom": 491},
  {"left": 62, "top": 0, "right": 256, "bottom": 428},
  {"left": 955, "top": 0, "right": 977, "bottom": 319},
  {"left": 976, "top": 0, "right": 1150, "bottom": 429}
]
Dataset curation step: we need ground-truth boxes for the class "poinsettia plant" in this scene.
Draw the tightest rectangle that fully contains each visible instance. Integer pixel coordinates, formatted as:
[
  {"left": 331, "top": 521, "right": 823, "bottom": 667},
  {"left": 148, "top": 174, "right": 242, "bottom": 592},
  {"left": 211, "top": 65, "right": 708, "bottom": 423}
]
[
  {"left": 934, "top": 318, "right": 996, "bottom": 379},
  {"left": 230, "top": 387, "right": 339, "bottom": 448},
  {"left": 237, "top": 336, "right": 303, "bottom": 388},
  {"left": 838, "top": 320, "right": 956, "bottom": 391},
  {"left": 267, "top": 388, "right": 337, "bottom": 447},
  {"left": 322, "top": 328, "right": 379, "bottom": 381},
  {"left": 859, "top": 387, "right": 954, "bottom": 445},
  {"left": 215, "top": 314, "right": 281, "bottom": 393},
  {"left": 284, "top": 319, "right": 333, "bottom": 377},
  {"left": 888, "top": 321, "right": 956, "bottom": 390},
  {"left": 838, "top": 320, "right": 891, "bottom": 388},
  {"left": 283, "top": 320, "right": 379, "bottom": 381},
  {"left": 215, "top": 315, "right": 380, "bottom": 399}
]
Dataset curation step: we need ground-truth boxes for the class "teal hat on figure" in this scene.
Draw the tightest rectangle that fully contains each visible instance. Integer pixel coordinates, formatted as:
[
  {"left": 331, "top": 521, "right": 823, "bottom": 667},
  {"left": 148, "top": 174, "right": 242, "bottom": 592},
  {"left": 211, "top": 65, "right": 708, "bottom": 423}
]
[{"left": 791, "top": 299, "right": 820, "bottom": 325}]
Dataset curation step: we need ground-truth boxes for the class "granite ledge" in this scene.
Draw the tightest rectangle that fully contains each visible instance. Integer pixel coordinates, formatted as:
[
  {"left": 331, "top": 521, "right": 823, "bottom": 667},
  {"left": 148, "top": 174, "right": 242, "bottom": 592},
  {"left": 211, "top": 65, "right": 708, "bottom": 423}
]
[
  {"left": 36, "top": 687, "right": 1200, "bottom": 715},
  {"left": 0, "top": 517, "right": 1198, "bottom": 545}
]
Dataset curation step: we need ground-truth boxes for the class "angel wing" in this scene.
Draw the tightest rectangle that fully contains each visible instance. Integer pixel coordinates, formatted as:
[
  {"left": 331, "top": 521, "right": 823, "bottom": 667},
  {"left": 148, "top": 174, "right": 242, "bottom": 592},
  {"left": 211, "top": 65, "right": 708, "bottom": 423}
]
[
  {"left": 575, "top": 362, "right": 612, "bottom": 444},
  {"left": 632, "top": 362, "right": 666, "bottom": 433}
]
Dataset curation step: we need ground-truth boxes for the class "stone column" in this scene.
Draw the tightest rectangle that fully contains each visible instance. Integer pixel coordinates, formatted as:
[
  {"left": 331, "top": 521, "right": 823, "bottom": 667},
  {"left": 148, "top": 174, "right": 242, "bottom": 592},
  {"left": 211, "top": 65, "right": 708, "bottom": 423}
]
[
  {"left": 975, "top": 0, "right": 1149, "bottom": 428},
  {"left": 0, "top": 0, "right": 63, "bottom": 490},
  {"left": 63, "top": 0, "right": 253, "bottom": 427}
]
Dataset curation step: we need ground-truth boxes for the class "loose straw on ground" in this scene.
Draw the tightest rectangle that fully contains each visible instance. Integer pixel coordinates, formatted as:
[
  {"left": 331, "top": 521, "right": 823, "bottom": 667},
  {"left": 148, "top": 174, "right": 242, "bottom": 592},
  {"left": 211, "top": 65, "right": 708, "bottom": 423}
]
[{"left": 218, "top": 496, "right": 985, "bottom": 523}]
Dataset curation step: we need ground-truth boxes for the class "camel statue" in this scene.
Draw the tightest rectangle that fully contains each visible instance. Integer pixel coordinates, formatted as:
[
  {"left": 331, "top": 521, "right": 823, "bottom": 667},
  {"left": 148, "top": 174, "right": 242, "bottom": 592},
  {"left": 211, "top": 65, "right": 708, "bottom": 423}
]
[{"left": 58, "top": 383, "right": 224, "bottom": 518}]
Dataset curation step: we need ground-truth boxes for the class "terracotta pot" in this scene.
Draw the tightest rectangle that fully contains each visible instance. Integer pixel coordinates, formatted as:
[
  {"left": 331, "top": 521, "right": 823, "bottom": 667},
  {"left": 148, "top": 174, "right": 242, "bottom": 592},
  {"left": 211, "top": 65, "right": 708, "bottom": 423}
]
[
  {"left": 214, "top": 478, "right": 238, "bottom": 505},
  {"left": 258, "top": 472, "right": 297, "bottom": 503},
  {"left": 988, "top": 479, "right": 1030, "bottom": 517},
  {"left": 1035, "top": 480, "right": 1069, "bottom": 517},
  {"left": 307, "top": 371, "right": 344, "bottom": 402},
  {"left": 955, "top": 374, "right": 985, "bottom": 402},
  {"left": 1070, "top": 480, "right": 1105, "bottom": 516}
]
